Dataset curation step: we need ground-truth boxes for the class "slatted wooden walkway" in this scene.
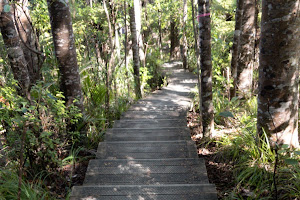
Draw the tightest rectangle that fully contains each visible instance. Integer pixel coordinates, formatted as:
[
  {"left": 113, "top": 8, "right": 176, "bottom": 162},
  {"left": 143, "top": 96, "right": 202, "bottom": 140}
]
[{"left": 70, "top": 62, "right": 217, "bottom": 200}]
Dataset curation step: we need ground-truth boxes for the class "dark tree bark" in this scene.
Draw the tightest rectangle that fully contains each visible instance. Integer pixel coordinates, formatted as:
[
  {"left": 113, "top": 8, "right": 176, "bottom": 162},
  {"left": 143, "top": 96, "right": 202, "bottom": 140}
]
[
  {"left": 129, "top": 2, "right": 142, "bottom": 99},
  {"left": 0, "top": 1, "right": 30, "bottom": 95},
  {"left": 47, "top": 0, "right": 83, "bottom": 108},
  {"left": 170, "top": 17, "right": 180, "bottom": 60},
  {"left": 198, "top": 0, "right": 214, "bottom": 137},
  {"left": 182, "top": 0, "right": 188, "bottom": 69},
  {"left": 257, "top": 0, "right": 300, "bottom": 148},
  {"left": 236, "top": 0, "right": 256, "bottom": 97},
  {"left": 230, "top": 0, "right": 244, "bottom": 98}
]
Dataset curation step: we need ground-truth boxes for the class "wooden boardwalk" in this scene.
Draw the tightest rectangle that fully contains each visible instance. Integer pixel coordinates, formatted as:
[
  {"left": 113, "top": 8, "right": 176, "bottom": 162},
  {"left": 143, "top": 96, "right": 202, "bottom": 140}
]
[{"left": 70, "top": 62, "right": 217, "bottom": 200}]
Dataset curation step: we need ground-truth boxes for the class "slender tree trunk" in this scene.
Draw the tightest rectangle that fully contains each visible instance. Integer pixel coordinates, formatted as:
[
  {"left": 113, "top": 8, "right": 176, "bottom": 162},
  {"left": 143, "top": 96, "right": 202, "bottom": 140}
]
[
  {"left": 105, "top": 61, "right": 110, "bottom": 119},
  {"left": 47, "top": 0, "right": 83, "bottom": 108},
  {"left": 115, "top": 25, "right": 121, "bottom": 59},
  {"left": 236, "top": 0, "right": 256, "bottom": 97},
  {"left": 14, "top": 0, "right": 40, "bottom": 84},
  {"left": 0, "top": 138, "right": 6, "bottom": 167},
  {"left": 129, "top": 2, "right": 142, "bottom": 99},
  {"left": 182, "top": 0, "right": 188, "bottom": 69},
  {"left": 95, "top": 39, "right": 103, "bottom": 67},
  {"left": 0, "top": 1, "right": 30, "bottom": 96},
  {"left": 257, "top": 0, "right": 300, "bottom": 148},
  {"left": 191, "top": 0, "right": 202, "bottom": 117},
  {"left": 124, "top": 1, "right": 130, "bottom": 96},
  {"left": 198, "top": 0, "right": 214, "bottom": 138},
  {"left": 170, "top": 17, "right": 180, "bottom": 60},
  {"left": 252, "top": 0, "right": 260, "bottom": 91},
  {"left": 142, "top": 0, "right": 150, "bottom": 43},
  {"left": 103, "top": 0, "right": 114, "bottom": 51},
  {"left": 86, "top": 0, "right": 93, "bottom": 7},
  {"left": 158, "top": 9, "right": 163, "bottom": 59},
  {"left": 103, "top": 0, "right": 115, "bottom": 115},
  {"left": 230, "top": 0, "right": 244, "bottom": 98},
  {"left": 135, "top": 0, "right": 145, "bottom": 67}
]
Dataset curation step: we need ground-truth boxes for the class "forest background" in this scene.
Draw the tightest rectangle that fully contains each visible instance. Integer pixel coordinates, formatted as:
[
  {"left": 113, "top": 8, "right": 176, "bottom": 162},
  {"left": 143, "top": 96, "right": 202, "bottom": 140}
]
[{"left": 0, "top": 0, "right": 299, "bottom": 199}]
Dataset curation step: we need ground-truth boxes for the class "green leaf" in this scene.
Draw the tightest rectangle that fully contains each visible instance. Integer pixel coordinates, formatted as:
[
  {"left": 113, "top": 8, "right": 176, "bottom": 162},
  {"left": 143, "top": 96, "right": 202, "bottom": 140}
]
[
  {"left": 285, "top": 159, "right": 299, "bottom": 166},
  {"left": 56, "top": 93, "right": 64, "bottom": 98},
  {"left": 4, "top": 5, "right": 10, "bottom": 13},
  {"left": 295, "top": 151, "right": 300, "bottom": 156},
  {"left": 231, "top": 97, "right": 238, "bottom": 103},
  {"left": 278, "top": 150, "right": 286, "bottom": 154},
  {"left": 281, "top": 144, "right": 289, "bottom": 149},
  {"left": 47, "top": 93, "right": 57, "bottom": 100},
  {"left": 218, "top": 111, "right": 234, "bottom": 118},
  {"left": 21, "top": 102, "right": 28, "bottom": 107}
]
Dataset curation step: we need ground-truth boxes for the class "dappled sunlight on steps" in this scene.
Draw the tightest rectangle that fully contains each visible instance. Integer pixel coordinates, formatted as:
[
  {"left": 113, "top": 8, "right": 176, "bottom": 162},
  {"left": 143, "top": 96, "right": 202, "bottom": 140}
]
[{"left": 70, "top": 61, "right": 217, "bottom": 200}]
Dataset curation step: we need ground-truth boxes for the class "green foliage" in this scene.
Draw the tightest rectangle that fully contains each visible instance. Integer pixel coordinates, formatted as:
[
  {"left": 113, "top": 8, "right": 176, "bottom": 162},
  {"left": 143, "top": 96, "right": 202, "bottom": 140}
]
[
  {"left": 217, "top": 127, "right": 300, "bottom": 199},
  {"left": 0, "top": 169, "right": 54, "bottom": 200},
  {"left": 211, "top": 0, "right": 235, "bottom": 94},
  {"left": 213, "top": 91, "right": 240, "bottom": 125},
  {"left": 142, "top": 49, "right": 165, "bottom": 93},
  {"left": 213, "top": 96, "right": 299, "bottom": 199},
  {"left": 0, "top": 82, "right": 82, "bottom": 172}
]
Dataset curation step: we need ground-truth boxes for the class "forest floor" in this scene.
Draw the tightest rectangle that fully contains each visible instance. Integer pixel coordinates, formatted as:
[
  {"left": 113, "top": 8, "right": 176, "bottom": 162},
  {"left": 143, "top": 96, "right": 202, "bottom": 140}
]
[{"left": 187, "top": 110, "right": 235, "bottom": 200}]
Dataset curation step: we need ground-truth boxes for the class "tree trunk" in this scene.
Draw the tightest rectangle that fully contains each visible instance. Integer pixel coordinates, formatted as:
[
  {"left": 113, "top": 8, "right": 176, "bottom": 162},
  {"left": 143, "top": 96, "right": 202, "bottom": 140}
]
[
  {"left": 14, "top": 0, "right": 40, "bottom": 84},
  {"left": 158, "top": 9, "right": 163, "bottom": 59},
  {"left": 103, "top": 0, "right": 115, "bottom": 117},
  {"left": 170, "top": 17, "right": 180, "bottom": 60},
  {"left": 142, "top": 0, "right": 150, "bottom": 44},
  {"left": 236, "top": 0, "right": 256, "bottom": 97},
  {"left": 129, "top": 2, "right": 142, "bottom": 99},
  {"left": 230, "top": 0, "right": 244, "bottom": 98},
  {"left": 136, "top": 0, "right": 145, "bottom": 67},
  {"left": 252, "top": 0, "right": 260, "bottom": 92},
  {"left": 105, "top": 61, "right": 110, "bottom": 119},
  {"left": 257, "top": 0, "right": 300, "bottom": 148},
  {"left": 0, "top": 137, "right": 6, "bottom": 167},
  {"left": 86, "top": 0, "right": 93, "bottom": 7},
  {"left": 191, "top": 0, "right": 202, "bottom": 117},
  {"left": 47, "top": 0, "right": 83, "bottom": 108},
  {"left": 182, "top": 0, "right": 188, "bottom": 69},
  {"left": 124, "top": 1, "right": 130, "bottom": 96},
  {"left": 0, "top": 1, "right": 30, "bottom": 96},
  {"left": 198, "top": 0, "right": 214, "bottom": 138}
]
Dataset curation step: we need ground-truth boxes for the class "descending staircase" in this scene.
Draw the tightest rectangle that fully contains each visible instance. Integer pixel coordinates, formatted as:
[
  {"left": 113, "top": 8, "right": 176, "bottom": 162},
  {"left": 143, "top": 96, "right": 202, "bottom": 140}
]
[{"left": 70, "top": 62, "right": 217, "bottom": 200}]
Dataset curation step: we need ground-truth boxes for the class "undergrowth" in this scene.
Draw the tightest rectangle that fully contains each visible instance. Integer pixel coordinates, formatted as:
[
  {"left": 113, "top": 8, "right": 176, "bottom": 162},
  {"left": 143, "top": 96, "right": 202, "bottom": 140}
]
[{"left": 207, "top": 95, "right": 300, "bottom": 199}]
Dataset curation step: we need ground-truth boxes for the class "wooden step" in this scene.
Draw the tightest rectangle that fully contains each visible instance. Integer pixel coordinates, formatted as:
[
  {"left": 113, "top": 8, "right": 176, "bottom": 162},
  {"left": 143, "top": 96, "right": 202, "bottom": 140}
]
[
  {"left": 105, "top": 127, "right": 191, "bottom": 141},
  {"left": 69, "top": 61, "right": 217, "bottom": 200},
  {"left": 83, "top": 158, "right": 209, "bottom": 185},
  {"left": 113, "top": 119, "right": 187, "bottom": 129},
  {"left": 128, "top": 105, "right": 186, "bottom": 111},
  {"left": 70, "top": 184, "right": 218, "bottom": 200},
  {"left": 96, "top": 141, "right": 198, "bottom": 159},
  {"left": 121, "top": 110, "right": 186, "bottom": 119}
]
